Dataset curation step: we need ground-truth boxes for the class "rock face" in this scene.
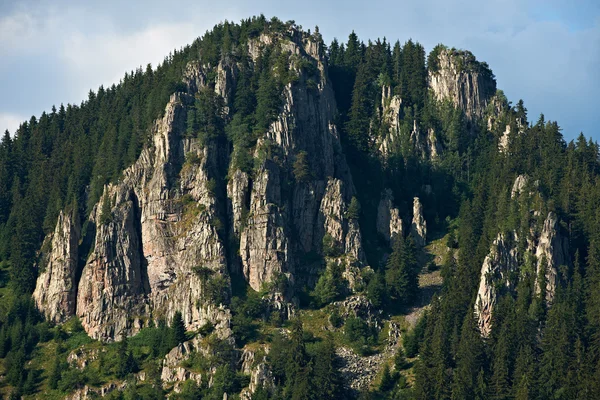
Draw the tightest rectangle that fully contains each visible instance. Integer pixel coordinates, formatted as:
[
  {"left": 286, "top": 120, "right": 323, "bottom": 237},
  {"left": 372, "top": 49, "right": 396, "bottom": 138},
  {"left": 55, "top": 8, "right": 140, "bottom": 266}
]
[
  {"left": 240, "top": 345, "right": 274, "bottom": 400},
  {"left": 240, "top": 160, "right": 291, "bottom": 291},
  {"left": 34, "top": 27, "right": 368, "bottom": 341},
  {"left": 73, "top": 89, "right": 233, "bottom": 341},
  {"left": 475, "top": 176, "right": 569, "bottom": 336},
  {"left": 474, "top": 233, "right": 519, "bottom": 337},
  {"left": 65, "top": 382, "right": 128, "bottom": 400},
  {"left": 511, "top": 174, "right": 530, "bottom": 198},
  {"left": 235, "top": 31, "right": 365, "bottom": 292},
  {"left": 410, "top": 197, "right": 427, "bottom": 247},
  {"left": 376, "top": 189, "right": 403, "bottom": 245},
  {"left": 319, "top": 179, "right": 364, "bottom": 262},
  {"left": 161, "top": 339, "right": 204, "bottom": 389},
  {"left": 429, "top": 48, "right": 496, "bottom": 120},
  {"left": 498, "top": 125, "right": 512, "bottom": 152},
  {"left": 33, "top": 210, "right": 80, "bottom": 323},
  {"left": 335, "top": 295, "right": 382, "bottom": 329},
  {"left": 535, "top": 212, "right": 568, "bottom": 303},
  {"left": 377, "top": 89, "right": 441, "bottom": 161}
]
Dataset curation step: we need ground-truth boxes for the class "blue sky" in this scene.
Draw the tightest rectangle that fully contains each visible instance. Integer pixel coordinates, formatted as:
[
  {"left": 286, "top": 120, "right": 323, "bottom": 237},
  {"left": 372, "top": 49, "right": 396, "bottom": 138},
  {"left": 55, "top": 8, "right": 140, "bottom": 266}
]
[{"left": 0, "top": 0, "right": 598, "bottom": 141}]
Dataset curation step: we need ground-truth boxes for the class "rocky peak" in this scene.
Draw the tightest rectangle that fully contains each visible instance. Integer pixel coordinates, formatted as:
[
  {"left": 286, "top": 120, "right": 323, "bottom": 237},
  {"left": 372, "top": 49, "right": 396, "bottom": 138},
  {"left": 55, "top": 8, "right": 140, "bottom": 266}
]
[
  {"left": 34, "top": 23, "right": 369, "bottom": 341},
  {"left": 428, "top": 47, "right": 496, "bottom": 120}
]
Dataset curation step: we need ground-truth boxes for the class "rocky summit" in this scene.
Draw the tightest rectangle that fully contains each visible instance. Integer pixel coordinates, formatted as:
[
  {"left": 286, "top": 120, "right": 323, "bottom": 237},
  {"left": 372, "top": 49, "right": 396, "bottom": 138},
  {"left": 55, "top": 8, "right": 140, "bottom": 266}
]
[{"left": 0, "top": 15, "right": 594, "bottom": 400}]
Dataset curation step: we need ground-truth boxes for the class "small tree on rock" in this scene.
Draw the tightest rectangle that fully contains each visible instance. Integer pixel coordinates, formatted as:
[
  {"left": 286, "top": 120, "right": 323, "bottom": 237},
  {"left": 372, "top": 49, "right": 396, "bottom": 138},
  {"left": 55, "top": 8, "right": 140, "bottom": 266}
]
[{"left": 172, "top": 311, "right": 187, "bottom": 344}]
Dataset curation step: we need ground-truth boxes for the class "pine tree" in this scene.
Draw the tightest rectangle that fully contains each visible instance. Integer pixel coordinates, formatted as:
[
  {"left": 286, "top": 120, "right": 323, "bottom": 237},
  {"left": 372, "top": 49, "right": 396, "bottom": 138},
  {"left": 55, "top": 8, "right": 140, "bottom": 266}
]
[
  {"left": 311, "top": 334, "right": 343, "bottom": 400},
  {"left": 366, "top": 271, "right": 386, "bottom": 308},
  {"left": 48, "top": 352, "right": 62, "bottom": 390},
  {"left": 452, "top": 313, "right": 485, "bottom": 399},
  {"left": 116, "top": 337, "right": 131, "bottom": 378},
  {"left": 385, "top": 237, "right": 418, "bottom": 305},
  {"left": 379, "top": 364, "right": 395, "bottom": 392},
  {"left": 346, "top": 196, "right": 361, "bottom": 220},
  {"left": 345, "top": 62, "right": 372, "bottom": 154},
  {"left": 172, "top": 311, "right": 187, "bottom": 344}
]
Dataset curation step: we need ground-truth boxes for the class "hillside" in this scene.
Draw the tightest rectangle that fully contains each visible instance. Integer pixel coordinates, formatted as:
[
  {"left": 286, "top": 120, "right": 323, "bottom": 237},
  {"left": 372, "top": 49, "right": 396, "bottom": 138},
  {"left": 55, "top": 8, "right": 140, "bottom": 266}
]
[{"left": 0, "top": 16, "right": 598, "bottom": 399}]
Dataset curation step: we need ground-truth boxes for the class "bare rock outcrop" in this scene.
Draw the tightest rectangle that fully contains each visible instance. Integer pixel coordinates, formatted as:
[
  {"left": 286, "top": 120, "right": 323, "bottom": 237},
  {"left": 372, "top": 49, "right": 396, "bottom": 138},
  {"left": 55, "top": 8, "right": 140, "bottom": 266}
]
[
  {"left": 236, "top": 30, "right": 366, "bottom": 292},
  {"left": 33, "top": 210, "right": 80, "bottom": 323},
  {"left": 74, "top": 91, "right": 231, "bottom": 341},
  {"left": 428, "top": 48, "right": 496, "bottom": 120},
  {"left": 319, "top": 179, "right": 365, "bottom": 263},
  {"left": 377, "top": 189, "right": 403, "bottom": 245},
  {"left": 475, "top": 177, "right": 569, "bottom": 337},
  {"left": 334, "top": 295, "right": 382, "bottom": 328},
  {"left": 511, "top": 174, "right": 530, "bottom": 198},
  {"left": 215, "top": 60, "right": 238, "bottom": 112},
  {"left": 474, "top": 233, "right": 519, "bottom": 337},
  {"left": 65, "top": 382, "right": 128, "bottom": 400},
  {"left": 227, "top": 169, "right": 249, "bottom": 238},
  {"left": 240, "top": 345, "right": 274, "bottom": 400},
  {"left": 240, "top": 161, "right": 291, "bottom": 292},
  {"left": 535, "top": 212, "right": 568, "bottom": 303},
  {"left": 377, "top": 91, "right": 441, "bottom": 161},
  {"left": 410, "top": 197, "right": 427, "bottom": 247},
  {"left": 161, "top": 338, "right": 204, "bottom": 389},
  {"left": 36, "top": 27, "right": 369, "bottom": 341}
]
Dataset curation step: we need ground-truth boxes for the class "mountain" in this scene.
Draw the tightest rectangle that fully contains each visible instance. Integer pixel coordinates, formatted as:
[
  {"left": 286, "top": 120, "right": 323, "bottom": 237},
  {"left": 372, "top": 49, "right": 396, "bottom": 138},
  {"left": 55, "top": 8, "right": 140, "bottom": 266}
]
[{"left": 0, "top": 15, "right": 598, "bottom": 399}]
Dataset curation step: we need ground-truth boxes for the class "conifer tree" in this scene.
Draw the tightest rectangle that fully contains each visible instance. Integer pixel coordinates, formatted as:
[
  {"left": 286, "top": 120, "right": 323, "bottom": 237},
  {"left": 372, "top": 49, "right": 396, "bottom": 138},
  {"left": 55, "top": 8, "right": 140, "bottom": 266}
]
[{"left": 172, "top": 311, "right": 187, "bottom": 344}]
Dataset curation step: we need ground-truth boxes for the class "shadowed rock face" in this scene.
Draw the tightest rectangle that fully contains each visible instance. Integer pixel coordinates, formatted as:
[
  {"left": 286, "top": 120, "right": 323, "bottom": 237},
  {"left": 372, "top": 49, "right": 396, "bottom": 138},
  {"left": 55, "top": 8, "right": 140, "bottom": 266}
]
[
  {"left": 377, "top": 189, "right": 403, "bottom": 245},
  {"left": 376, "top": 88, "right": 442, "bottom": 161},
  {"left": 535, "top": 212, "right": 569, "bottom": 304},
  {"left": 34, "top": 28, "right": 368, "bottom": 341}
]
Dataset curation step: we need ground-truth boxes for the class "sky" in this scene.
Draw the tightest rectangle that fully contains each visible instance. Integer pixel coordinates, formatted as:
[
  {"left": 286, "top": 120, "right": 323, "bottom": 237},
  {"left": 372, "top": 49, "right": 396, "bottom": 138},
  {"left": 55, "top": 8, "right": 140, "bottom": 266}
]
[{"left": 0, "top": 0, "right": 598, "bottom": 141}]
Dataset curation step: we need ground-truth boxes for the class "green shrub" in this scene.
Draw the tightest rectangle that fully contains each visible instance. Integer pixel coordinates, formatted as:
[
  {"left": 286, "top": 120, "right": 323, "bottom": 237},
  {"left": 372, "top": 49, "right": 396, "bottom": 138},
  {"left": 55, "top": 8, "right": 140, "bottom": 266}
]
[
  {"left": 185, "top": 152, "right": 202, "bottom": 165},
  {"left": 322, "top": 234, "right": 342, "bottom": 257},
  {"left": 312, "top": 262, "right": 346, "bottom": 307},
  {"left": 346, "top": 197, "right": 361, "bottom": 220}
]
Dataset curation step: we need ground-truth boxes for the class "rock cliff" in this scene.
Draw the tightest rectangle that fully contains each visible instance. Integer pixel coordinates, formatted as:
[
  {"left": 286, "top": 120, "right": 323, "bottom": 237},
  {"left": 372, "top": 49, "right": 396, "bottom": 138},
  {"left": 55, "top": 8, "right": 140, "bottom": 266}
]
[
  {"left": 475, "top": 176, "right": 569, "bottom": 336},
  {"left": 33, "top": 210, "right": 81, "bottom": 323},
  {"left": 376, "top": 88, "right": 441, "bottom": 161},
  {"left": 474, "top": 233, "right": 519, "bottom": 337},
  {"left": 428, "top": 48, "right": 496, "bottom": 120},
  {"left": 34, "top": 27, "right": 368, "bottom": 341},
  {"left": 535, "top": 212, "right": 568, "bottom": 304}
]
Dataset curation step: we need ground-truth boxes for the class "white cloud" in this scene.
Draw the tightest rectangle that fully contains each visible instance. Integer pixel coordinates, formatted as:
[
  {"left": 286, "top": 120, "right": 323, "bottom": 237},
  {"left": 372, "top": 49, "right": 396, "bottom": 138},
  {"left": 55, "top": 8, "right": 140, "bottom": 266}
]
[
  {"left": 0, "top": 113, "right": 25, "bottom": 135},
  {"left": 61, "top": 23, "right": 203, "bottom": 99},
  {"left": 0, "top": 0, "right": 597, "bottom": 140}
]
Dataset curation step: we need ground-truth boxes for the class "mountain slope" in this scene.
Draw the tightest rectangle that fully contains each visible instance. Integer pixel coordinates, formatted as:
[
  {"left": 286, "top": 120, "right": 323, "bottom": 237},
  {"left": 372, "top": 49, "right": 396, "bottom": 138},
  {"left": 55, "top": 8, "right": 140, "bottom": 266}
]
[{"left": 0, "top": 15, "right": 598, "bottom": 400}]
